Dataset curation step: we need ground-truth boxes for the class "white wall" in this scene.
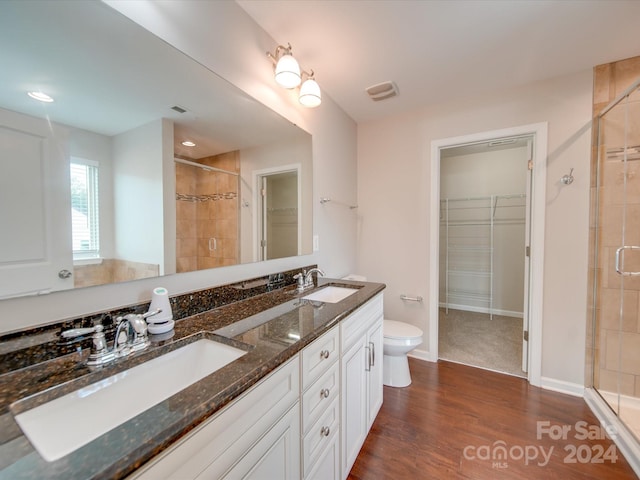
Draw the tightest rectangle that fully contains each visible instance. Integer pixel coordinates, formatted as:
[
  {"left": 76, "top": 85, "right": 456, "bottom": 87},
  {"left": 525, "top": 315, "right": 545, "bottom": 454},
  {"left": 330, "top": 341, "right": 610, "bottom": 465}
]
[
  {"left": 112, "top": 119, "right": 166, "bottom": 270},
  {"left": 357, "top": 70, "right": 592, "bottom": 386},
  {"left": 239, "top": 136, "right": 312, "bottom": 264},
  {"left": 0, "top": 0, "right": 357, "bottom": 333}
]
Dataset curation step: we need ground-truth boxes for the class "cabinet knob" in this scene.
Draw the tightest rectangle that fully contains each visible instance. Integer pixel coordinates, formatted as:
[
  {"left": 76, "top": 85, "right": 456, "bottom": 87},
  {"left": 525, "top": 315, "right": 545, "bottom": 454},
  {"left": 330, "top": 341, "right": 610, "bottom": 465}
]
[
  {"left": 321, "top": 426, "right": 330, "bottom": 437},
  {"left": 320, "top": 388, "right": 330, "bottom": 399},
  {"left": 320, "top": 349, "right": 330, "bottom": 359}
]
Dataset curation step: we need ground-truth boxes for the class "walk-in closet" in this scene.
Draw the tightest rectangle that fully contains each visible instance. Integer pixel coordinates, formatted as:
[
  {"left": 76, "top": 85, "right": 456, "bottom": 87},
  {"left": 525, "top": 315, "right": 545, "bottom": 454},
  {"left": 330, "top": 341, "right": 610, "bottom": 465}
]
[{"left": 438, "top": 138, "right": 530, "bottom": 377}]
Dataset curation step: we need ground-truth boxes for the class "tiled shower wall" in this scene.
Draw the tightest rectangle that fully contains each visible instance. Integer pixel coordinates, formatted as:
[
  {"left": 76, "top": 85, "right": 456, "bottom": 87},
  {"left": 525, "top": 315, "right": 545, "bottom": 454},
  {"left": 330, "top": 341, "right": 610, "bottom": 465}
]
[
  {"left": 176, "top": 152, "right": 240, "bottom": 273},
  {"left": 587, "top": 56, "right": 640, "bottom": 394},
  {"left": 176, "top": 161, "right": 197, "bottom": 272},
  {"left": 74, "top": 259, "right": 159, "bottom": 288}
]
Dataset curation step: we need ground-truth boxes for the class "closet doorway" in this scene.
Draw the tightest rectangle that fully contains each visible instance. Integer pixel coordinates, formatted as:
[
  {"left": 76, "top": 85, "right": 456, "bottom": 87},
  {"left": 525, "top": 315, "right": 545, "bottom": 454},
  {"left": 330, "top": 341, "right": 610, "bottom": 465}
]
[
  {"left": 438, "top": 138, "right": 530, "bottom": 377},
  {"left": 429, "top": 123, "right": 547, "bottom": 385}
]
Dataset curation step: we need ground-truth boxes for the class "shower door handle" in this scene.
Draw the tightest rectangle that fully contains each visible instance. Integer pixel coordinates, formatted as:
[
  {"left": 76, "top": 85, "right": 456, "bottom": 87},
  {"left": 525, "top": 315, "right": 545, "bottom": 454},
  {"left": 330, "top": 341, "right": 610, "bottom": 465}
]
[{"left": 615, "top": 246, "right": 640, "bottom": 276}]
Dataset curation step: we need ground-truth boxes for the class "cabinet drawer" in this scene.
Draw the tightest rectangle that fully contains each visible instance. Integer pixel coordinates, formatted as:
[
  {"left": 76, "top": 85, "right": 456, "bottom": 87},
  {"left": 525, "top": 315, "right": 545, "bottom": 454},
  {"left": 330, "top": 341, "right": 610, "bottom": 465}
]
[
  {"left": 130, "top": 357, "right": 299, "bottom": 480},
  {"left": 301, "top": 325, "right": 339, "bottom": 390},
  {"left": 302, "top": 397, "right": 339, "bottom": 477},
  {"left": 341, "top": 293, "right": 383, "bottom": 350},
  {"left": 301, "top": 361, "right": 339, "bottom": 434}
]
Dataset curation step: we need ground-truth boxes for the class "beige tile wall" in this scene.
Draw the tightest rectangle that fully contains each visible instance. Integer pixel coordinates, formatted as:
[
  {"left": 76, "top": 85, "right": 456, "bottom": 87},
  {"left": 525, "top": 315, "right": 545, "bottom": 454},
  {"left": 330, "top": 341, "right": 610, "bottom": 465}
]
[
  {"left": 176, "top": 163, "right": 197, "bottom": 273},
  {"left": 74, "top": 259, "right": 159, "bottom": 288},
  {"left": 175, "top": 152, "right": 240, "bottom": 273}
]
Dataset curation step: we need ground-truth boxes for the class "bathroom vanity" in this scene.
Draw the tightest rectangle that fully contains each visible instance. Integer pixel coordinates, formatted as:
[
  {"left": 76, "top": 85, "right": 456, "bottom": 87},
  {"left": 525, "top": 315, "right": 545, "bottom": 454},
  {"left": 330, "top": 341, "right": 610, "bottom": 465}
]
[{"left": 0, "top": 277, "right": 385, "bottom": 480}]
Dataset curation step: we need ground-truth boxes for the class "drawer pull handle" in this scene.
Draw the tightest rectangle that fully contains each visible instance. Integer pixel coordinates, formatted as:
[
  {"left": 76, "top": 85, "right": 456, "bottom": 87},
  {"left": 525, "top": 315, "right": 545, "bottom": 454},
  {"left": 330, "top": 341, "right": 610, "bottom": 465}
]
[
  {"left": 370, "top": 341, "right": 375, "bottom": 367},
  {"left": 321, "top": 426, "right": 330, "bottom": 437},
  {"left": 320, "top": 388, "right": 330, "bottom": 399},
  {"left": 320, "top": 349, "right": 330, "bottom": 359}
]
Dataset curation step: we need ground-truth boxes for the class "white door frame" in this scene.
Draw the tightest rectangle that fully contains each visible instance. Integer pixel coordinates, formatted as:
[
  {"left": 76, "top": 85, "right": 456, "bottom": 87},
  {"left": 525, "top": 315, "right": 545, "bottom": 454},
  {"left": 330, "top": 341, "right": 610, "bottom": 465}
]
[{"left": 429, "top": 122, "right": 547, "bottom": 387}]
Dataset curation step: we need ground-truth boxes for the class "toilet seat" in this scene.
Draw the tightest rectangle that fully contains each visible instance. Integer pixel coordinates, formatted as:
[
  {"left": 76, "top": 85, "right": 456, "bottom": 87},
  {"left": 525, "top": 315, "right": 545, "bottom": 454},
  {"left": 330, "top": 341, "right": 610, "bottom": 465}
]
[{"left": 384, "top": 319, "right": 423, "bottom": 339}]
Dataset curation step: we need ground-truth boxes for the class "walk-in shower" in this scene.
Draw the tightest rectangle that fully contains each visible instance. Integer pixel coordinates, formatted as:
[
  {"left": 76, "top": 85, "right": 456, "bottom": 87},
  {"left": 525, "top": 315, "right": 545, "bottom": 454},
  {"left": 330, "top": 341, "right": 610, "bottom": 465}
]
[{"left": 587, "top": 75, "right": 640, "bottom": 472}]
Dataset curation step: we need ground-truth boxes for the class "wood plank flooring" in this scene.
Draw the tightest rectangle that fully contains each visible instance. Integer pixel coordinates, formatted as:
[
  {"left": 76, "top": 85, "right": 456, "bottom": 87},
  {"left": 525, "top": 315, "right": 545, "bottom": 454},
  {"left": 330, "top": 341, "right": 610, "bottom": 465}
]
[{"left": 348, "top": 359, "right": 637, "bottom": 479}]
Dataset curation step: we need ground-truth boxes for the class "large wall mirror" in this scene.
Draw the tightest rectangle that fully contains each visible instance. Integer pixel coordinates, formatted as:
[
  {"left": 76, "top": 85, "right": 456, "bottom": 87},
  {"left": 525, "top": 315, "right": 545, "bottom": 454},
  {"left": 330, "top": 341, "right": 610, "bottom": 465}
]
[{"left": 0, "top": 1, "right": 313, "bottom": 300}]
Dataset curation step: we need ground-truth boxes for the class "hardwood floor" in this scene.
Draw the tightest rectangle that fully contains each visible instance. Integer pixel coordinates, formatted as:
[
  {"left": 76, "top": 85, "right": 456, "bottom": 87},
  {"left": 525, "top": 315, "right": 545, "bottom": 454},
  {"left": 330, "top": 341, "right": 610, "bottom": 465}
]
[{"left": 348, "top": 359, "right": 637, "bottom": 479}]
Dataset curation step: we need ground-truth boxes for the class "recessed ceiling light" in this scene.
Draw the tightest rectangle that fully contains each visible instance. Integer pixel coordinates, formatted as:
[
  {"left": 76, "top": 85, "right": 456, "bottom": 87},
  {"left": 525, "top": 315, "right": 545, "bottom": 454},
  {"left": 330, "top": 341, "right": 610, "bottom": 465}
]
[
  {"left": 181, "top": 141, "right": 196, "bottom": 147},
  {"left": 27, "top": 91, "right": 54, "bottom": 103}
]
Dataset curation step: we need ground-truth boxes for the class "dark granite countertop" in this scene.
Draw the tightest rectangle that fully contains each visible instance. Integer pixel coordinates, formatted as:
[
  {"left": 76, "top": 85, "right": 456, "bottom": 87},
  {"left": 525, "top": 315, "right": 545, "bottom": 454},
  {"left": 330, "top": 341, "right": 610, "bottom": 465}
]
[{"left": 0, "top": 278, "right": 385, "bottom": 479}]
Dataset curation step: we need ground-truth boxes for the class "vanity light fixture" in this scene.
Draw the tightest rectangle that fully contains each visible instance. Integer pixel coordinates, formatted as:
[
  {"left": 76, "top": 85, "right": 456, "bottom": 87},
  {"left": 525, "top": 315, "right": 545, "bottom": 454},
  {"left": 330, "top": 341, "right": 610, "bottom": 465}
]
[
  {"left": 181, "top": 141, "right": 196, "bottom": 147},
  {"left": 299, "top": 71, "right": 321, "bottom": 108},
  {"left": 267, "top": 43, "right": 301, "bottom": 89},
  {"left": 267, "top": 43, "right": 321, "bottom": 108},
  {"left": 27, "top": 91, "right": 54, "bottom": 103}
]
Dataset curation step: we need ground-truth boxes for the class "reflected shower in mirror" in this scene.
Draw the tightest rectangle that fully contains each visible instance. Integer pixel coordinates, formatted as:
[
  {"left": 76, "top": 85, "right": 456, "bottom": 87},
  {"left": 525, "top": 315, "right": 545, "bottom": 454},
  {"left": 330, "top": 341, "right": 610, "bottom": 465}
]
[{"left": 0, "top": 0, "right": 312, "bottom": 299}]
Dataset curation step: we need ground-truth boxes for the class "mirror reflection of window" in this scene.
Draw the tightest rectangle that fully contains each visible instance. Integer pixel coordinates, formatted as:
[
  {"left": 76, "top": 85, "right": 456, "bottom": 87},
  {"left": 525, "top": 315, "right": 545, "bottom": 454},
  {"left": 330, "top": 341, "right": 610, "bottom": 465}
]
[{"left": 70, "top": 159, "right": 100, "bottom": 260}]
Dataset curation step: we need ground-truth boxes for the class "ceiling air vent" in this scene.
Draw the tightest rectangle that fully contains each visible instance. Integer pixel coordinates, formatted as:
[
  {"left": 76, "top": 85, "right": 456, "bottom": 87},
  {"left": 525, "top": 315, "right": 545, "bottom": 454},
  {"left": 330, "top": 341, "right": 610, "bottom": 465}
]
[
  {"left": 171, "top": 105, "right": 187, "bottom": 113},
  {"left": 365, "top": 81, "right": 399, "bottom": 102}
]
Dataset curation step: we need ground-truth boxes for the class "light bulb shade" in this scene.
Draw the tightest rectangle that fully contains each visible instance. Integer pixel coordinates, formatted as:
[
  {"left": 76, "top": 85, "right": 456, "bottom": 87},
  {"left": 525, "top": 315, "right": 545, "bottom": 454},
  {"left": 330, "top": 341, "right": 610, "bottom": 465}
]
[
  {"left": 275, "top": 54, "right": 301, "bottom": 89},
  {"left": 299, "top": 78, "right": 321, "bottom": 107}
]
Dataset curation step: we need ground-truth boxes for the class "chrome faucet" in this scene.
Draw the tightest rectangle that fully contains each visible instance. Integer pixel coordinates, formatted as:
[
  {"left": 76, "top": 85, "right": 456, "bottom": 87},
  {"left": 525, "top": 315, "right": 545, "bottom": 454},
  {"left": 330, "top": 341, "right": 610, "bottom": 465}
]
[
  {"left": 115, "top": 311, "right": 152, "bottom": 353},
  {"left": 61, "top": 323, "right": 116, "bottom": 366},
  {"left": 294, "top": 268, "right": 325, "bottom": 292},
  {"left": 61, "top": 308, "right": 161, "bottom": 366}
]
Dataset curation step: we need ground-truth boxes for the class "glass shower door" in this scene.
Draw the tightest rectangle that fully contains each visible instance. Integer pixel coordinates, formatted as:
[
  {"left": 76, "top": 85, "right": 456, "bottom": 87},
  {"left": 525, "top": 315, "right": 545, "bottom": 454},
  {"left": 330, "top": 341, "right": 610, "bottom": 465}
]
[{"left": 594, "top": 81, "right": 640, "bottom": 439}]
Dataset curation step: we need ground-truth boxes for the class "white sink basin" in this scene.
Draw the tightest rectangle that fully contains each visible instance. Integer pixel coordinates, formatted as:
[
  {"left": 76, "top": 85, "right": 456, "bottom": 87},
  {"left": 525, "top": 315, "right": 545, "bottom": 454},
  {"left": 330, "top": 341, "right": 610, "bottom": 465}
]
[
  {"left": 14, "top": 338, "right": 246, "bottom": 462},
  {"left": 302, "top": 286, "right": 358, "bottom": 303}
]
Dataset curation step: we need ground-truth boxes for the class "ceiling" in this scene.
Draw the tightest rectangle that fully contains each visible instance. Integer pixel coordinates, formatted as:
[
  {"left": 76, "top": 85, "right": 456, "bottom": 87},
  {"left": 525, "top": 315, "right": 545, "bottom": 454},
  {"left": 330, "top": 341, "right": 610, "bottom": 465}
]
[
  {"left": 237, "top": 0, "right": 640, "bottom": 123},
  {"left": 1, "top": 1, "right": 303, "bottom": 159}
]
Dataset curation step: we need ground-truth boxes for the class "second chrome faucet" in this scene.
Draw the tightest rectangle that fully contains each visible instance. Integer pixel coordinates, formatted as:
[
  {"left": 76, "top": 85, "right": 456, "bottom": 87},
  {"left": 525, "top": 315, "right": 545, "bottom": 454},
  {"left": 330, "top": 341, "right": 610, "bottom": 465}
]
[{"left": 294, "top": 268, "right": 325, "bottom": 292}]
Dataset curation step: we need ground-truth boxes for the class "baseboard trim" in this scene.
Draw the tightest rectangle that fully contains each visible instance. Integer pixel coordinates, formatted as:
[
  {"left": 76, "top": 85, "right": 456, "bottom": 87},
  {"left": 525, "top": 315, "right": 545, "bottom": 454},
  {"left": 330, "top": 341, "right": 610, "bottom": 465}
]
[
  {"left": 438, "top": 302, "right": 523, "bottom": 319},
  {"left": 409, "top": 348, "right": 435, "bottom": 362},
  {"left": 540, "top": 376, "right": 585, "bottom": 397},
  {"left": 584, "top": 388, "right": 640, "bottom": 478}
]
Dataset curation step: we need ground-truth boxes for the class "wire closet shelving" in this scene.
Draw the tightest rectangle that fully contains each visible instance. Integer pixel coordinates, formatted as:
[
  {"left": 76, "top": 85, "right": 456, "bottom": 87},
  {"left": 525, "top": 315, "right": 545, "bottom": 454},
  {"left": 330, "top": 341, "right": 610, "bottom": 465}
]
[{"left": 440, "top": 194, "right": 526, "bottom": 319}]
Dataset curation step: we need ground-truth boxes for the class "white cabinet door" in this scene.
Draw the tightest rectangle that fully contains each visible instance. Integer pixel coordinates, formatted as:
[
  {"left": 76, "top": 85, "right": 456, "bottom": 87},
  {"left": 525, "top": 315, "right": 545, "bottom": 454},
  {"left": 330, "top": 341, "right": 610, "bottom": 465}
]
[
  {"left": 340, "top": 293, "right": 384, "bottom": 479},
  {"left": 0, "top": 108, "right": 73, "bottom": 298},
  {"left": 366, "top": 318, "right": 384, "bottom": 429},
  {"left": 341, "top": 336, "right": 368, "bottom": 478},
  {"left": 130, "top": 358, "right": 299, "bottom": 480},
  {"left": 219, "top": 404, "right": 300, "bottom": 480}
]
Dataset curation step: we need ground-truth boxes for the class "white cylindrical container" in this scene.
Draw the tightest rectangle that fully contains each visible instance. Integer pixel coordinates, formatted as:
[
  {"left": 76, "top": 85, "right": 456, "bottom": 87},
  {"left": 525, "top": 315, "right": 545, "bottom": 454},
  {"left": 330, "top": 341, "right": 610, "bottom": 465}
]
[{"left": 147, "top": 287, "right": 174, "bottom": 325}]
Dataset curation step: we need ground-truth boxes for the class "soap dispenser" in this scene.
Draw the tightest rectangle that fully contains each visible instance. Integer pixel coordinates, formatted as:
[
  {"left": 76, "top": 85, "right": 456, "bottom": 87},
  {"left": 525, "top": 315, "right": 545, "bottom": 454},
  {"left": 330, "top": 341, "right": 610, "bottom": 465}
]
[{"left": 146, "top": 287, "right": 175, "bottom": 334}]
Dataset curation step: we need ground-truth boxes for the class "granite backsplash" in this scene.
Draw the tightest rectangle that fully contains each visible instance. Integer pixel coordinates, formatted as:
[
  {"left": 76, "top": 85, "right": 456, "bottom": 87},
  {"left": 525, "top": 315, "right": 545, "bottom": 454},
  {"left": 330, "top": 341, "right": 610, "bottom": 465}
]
[{"left": 0, "top": 265, "right": 316, "bottom": 375}]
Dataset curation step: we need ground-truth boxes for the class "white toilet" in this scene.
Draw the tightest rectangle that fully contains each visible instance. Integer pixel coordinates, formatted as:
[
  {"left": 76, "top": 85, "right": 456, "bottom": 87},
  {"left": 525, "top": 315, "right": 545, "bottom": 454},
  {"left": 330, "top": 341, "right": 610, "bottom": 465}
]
[
  {"left": 383, "top": 319, "right": 423, "bottom": 388},
  {"left": 341, "top": 275, "right": 423, "bottom": 388}
]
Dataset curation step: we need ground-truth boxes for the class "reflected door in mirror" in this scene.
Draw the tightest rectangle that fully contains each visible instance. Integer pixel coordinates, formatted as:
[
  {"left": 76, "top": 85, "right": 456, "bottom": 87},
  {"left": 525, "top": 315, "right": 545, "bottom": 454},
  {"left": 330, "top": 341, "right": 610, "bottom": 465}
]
[
  {"left": 0, "top": 109, "right": 73, "bottom": 298},
  {"left": 258, "top": 170, "right": 300, "bottom": 261}
]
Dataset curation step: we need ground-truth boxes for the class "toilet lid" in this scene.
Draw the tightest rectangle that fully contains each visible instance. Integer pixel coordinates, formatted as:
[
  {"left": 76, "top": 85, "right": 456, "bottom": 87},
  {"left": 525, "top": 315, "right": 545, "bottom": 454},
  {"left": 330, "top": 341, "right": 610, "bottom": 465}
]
[{"left": 384, "top": 319, "right": 423, "bottom": 339}]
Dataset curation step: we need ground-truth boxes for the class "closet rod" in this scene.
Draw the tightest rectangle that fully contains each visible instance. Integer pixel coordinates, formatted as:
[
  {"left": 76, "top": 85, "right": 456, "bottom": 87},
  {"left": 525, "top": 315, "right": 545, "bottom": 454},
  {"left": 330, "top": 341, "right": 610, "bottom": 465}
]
[{"left": 442, "top": 193, "right": 525, "bottom": 202}]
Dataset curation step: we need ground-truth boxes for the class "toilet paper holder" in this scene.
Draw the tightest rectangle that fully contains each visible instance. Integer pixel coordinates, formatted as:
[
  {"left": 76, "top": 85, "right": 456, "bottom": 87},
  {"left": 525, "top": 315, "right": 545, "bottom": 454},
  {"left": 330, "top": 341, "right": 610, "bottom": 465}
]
[{"left": 400, "top": 294, "right": 423, "bottom": 302}]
